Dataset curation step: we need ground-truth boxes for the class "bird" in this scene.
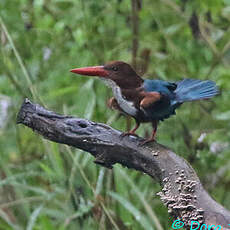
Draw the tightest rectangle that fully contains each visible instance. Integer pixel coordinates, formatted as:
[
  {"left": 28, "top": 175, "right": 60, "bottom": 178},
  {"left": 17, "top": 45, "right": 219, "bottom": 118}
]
[{"left": 70, "top": 61, "right": 219, "bottom": 144}]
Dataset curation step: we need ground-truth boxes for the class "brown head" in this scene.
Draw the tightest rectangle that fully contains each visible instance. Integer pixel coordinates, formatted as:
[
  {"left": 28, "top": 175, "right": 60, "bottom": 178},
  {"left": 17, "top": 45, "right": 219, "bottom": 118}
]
[{"left": 70, "top": 61, "right": 143, "bottom": 89}]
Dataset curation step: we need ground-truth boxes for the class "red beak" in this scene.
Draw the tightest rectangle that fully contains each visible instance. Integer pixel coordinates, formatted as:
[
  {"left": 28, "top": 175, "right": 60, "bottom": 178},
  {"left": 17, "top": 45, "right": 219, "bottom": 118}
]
[{"left": 70, "top": 66, "right": 109, "bottom": 77}]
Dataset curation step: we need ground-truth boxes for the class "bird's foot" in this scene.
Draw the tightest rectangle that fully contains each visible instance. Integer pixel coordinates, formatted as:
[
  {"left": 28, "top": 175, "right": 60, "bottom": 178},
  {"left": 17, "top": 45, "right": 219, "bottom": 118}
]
[
  {"left": 140, "top": 123, "right": 157, "bottom": 145},
  {"left": 107, "top": 97, "right": 119, "bottom": 110},
  {"left": 140, "top": 137, "right": 156, "bottom": 146},
  {"left": 120, "top": 131, "right": 139, "bottom": 138}
]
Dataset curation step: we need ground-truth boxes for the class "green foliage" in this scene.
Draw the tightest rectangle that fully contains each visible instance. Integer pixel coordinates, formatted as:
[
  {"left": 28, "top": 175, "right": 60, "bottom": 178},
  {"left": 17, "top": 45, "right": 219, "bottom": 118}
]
[{"left": 0, "top": 0, "right": 230, "bottom": 229}]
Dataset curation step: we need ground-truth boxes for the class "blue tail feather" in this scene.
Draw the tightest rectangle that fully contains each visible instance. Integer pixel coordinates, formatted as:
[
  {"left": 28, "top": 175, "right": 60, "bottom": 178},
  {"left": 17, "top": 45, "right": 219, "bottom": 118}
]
[{"left": 174, "top": 79, "right": 219, "bottom": 103}]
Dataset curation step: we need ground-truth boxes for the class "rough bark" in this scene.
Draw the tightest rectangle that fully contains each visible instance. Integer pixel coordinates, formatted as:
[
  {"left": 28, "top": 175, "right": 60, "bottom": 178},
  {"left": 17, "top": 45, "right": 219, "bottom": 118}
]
[{"left": 17, "top": 99, "right": 230, "bottom": 229}]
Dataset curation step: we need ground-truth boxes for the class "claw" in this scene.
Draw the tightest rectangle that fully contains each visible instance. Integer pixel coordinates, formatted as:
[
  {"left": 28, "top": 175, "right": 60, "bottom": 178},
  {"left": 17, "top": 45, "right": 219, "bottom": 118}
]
[
  {"left": 120, "top": 132, "right": 139, "bottom": 138},
  {"left": 120, "top": 121, "right": 140, "bottom": 138},
  {"left": 107, "top": 97, "right": 119, "bottom": 110},
  {"left": 139, "top": 137, "right": 156, "bottom": 146}
]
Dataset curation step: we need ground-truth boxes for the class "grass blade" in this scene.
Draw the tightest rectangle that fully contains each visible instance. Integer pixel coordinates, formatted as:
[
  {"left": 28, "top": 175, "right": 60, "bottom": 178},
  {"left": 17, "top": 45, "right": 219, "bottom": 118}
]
[
  {"left": 117, "top": 169, "right": 163, "bottom": 230},
  {"left": 109, "top": 191, "right": 154, "bottom": 230},
  {"left": 26, "top": 205, "right": 43, "bottom": 230}
]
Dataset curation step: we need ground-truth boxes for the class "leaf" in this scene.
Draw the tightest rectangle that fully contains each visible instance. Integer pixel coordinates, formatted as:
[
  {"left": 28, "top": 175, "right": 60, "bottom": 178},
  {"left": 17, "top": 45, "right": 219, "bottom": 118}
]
[
  {"left": 108, "top": 191, "right": 154, "bottom": 230},
  {"left": 164, "top": 24, "right": 183, "bottom": 35},
  {"left": 95, "top": 168, "right": 105, "bottom": 196},
  {"left": 216, "top": 111, "right": 230, "bottom": 120},
  {"left": 26, "top": 205, "right": 43, "bottom": 230},
  {"left": 117, "top": 169, "right": 163, "bottom": 230}
]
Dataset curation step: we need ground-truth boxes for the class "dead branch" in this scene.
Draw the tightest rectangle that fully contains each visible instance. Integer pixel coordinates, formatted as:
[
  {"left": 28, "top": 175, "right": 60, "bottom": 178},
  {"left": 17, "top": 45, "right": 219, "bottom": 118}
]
[{"left": 17, "top": 99, "right": 230, "bottom": 229}]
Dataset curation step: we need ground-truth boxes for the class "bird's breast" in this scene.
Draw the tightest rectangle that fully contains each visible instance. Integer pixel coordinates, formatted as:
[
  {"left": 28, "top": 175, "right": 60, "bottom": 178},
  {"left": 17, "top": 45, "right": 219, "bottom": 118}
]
[
  {"left": 112, "top": 86, "right": 137, "bottom": 116},
  {"left": 101, "top": 78, "right": 138, "bottom": 117}
]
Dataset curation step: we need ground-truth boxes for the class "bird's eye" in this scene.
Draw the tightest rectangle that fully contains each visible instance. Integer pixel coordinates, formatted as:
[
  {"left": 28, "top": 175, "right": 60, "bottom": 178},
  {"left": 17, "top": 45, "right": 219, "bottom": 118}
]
[{"left": 112, "top": 66, "right": 118, "bottom": 71}]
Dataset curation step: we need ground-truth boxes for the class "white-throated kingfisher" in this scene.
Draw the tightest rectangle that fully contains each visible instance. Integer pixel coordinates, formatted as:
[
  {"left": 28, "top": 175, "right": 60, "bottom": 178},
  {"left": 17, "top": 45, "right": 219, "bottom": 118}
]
[{"left": 70, "top": 61, "right": 219, "bottom": 144}]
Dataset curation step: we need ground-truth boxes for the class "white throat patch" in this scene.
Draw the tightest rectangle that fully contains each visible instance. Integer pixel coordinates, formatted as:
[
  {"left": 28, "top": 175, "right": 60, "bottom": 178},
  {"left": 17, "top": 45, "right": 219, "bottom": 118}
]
[{"left": 101, "top": 78, "right": 137, "bottom": 116}]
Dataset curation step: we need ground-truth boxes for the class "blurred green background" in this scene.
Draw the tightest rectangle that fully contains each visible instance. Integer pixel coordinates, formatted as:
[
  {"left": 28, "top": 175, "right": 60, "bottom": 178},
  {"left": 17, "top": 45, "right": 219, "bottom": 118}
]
[{"left": 0, "top": 0, "right": 230, "bottom": 229}]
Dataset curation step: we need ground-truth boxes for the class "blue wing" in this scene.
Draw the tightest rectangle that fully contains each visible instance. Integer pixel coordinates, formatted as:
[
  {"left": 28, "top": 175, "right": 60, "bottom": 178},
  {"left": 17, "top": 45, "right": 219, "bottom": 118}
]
[
  {"left": 141, "top": 80, "right": 178, "bottom": 121},
  {"left": 143, "top": 79, "right": 176, "bottom": 96},
  {"left": 141, "top": 78, "right": 218, "bottom": 121}
]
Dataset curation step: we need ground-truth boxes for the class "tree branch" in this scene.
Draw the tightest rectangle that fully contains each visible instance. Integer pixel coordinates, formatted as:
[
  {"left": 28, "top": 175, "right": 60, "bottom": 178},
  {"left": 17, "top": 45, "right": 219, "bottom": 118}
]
[
  {"left": 17, "top": 99, "right": 230, "bottom": 229},
  {"left": 131, "top": 0, "right": 140, "bottom": 70}
]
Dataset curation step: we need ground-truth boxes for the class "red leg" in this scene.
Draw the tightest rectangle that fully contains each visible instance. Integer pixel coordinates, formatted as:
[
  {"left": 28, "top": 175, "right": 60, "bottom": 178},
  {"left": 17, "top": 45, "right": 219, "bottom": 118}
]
[
  {"left": 121, "top": 121, "right": 140, "bottom": 137},
  {"left": 151, "top": 121, "right": 158, "bottom": 139},
  {"left": 141, "top": 121, "right": 158, "bottom": 145}
]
